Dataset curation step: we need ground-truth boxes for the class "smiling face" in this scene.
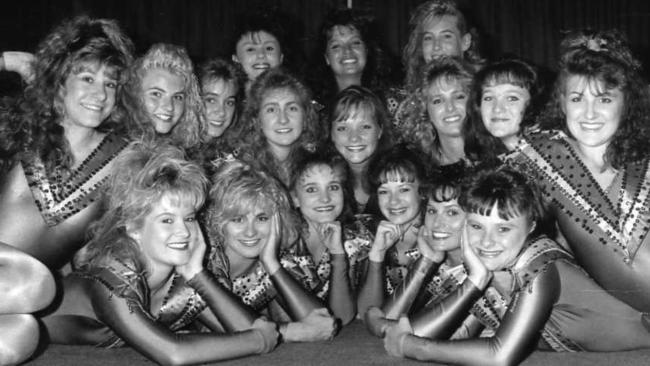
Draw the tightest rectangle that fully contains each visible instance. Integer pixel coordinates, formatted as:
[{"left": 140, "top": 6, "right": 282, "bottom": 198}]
[
  {"left": 421, "top": 15, "right": 471, "bottom": 62},
  {"left": 426, "top": 77, "right": 468, "bottom": 138},
  {"left": 202, "top": 78, "right": 238, "bottom": 138},
  {"left": 377, "top": 175, "right": 421, "bottom": 225},
  {"left": 292, "top": 164, "right": 345, "bottom": 224},
  {"left": 234, "top": 31, "right": 283, "bottom": 81},
  {"left": 424, "top": 197, "right": 465, "bottom": 252},
  {"left": 331, "top": 106, "right": 382, "bottom": 167},
  {"left": 562, "top": 75, "right": 624, "bottom": 151},
  {"left": 325, "top": 25, "right": 367, "bottom": 79},
  {"left": 142, "top": 68, "right": 186, "bottom": 134},
  {"left": 223, "top": 203, "right": 272, "bottom": 261},
  {"left": 466, "top": 204, "right": 533, "bottom": 271},
  {"left": 480, "top": 83, "right": 531, "bottom": 147},
  {"left": 60, "top": 61, "right": 118, "bottom": 132},
  {"left": 259, "top": 87, "right": 304, "bottom": 155},
  {"left": 129, "top": 194, "right": 199, "bottom": 273}
]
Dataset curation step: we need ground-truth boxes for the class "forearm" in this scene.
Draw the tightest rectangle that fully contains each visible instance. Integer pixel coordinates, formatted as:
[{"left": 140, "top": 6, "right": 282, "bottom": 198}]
[
  {"left": 187, "top": 270, "right": 257, "bottom": 331},
  {"left": 383, "top": 256, "right": 437, "bottom": 320},
  {"left": 357, "top": 260, "right": 385, "bottom": 318},
  {"left": 328, "top": 253, "right": 356, "bottom": 325},
  {"left": 411, "top": 279, "right": 483, "bottom": 339},
  {"left": 402, "top": 334, "right": 508, "bottom": 366},
  {"left": 269, "top": 267, "right": 323, "bottom": 320}
]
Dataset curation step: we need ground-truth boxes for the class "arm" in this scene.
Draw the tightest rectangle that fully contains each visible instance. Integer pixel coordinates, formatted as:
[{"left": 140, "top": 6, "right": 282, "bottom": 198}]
[
  {"left": 89, "top": 281, "right": 277, "bottom": 366},
  {"left": 328, "top": 252, "right": 356, "bottom": 324},
  {"left": 383, "top": 256, "right": 439, "bottom": 320},
  {"left": 387, "top": 264, "right": 561, "bottom": 366}
]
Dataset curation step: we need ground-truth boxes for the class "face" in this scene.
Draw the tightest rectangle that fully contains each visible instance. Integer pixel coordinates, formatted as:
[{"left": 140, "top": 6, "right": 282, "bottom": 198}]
[
  {"left": 142, "top": 68, "right": 186, "bottom": 134},
  {"left": 60, "top": 62, "right": 118, "bottom": 131},
  {"left": 421, "top": 15, "right": 471, "bottom": 62},
  {"left": 331, "top": 106, "right": 382, "bottom": 166},
  {"left": 325, "top": 25, "right": 367, "bottom": 79},
  {"left": 259, "top": 87, "right": 304, "bottom": 153},
  {"left": 223, "top": 204, "right": 272, "bottom": 260},
  {"left": 426, "top": 78, "right": 468, "bottom": 138},
  {"left": 562, "top": 75, "right": 624, "bottom": 150},
  {"left": 233, "top": 31, "right": 283, "bottom": 81},
  {"left": 377, "top": 177, "right": 421, "bottom": 225},
  {"left": 424, "top": 197, "right": 465, "bottom": 252},
  {"left": 130, "top": 194, "right": 199, "bottom": 272},
  {"left": 466, "top": 205, "right": 534, "bottom": 271},
  {"left": 202, "top": 78, "right": 238, "bottom": 138},
  {"left": 293, "top": 164, "right": 344, "bottom": 224},
  {"left": 480, "top": 83, "right": 531, "bottom": 145}
]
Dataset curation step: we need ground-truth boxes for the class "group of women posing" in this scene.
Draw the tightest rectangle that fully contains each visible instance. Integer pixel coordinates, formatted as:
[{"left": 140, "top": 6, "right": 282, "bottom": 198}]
[{"left": 2, "top": 0, "right": 650, "bottom": 365}]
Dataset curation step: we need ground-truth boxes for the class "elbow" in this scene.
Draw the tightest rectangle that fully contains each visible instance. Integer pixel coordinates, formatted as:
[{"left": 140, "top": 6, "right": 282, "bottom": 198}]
[{"left": 148, "top": 345, "right": 187, "bottom": 366}]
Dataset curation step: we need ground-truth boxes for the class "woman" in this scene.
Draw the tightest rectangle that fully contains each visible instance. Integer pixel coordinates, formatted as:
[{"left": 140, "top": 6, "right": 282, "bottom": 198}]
[
  {"left": 312, "top": 8, "right": 394, "bottom": 108},
  {"left": 205, "top": 160, "right": 338, "bottom": 342},
  {"left": 356, "top": 145, "right": 428, "bottom": 317},
  {"left": 329, "top": 85, "right": 394, "bottom": 213},
  {"left": 237, "top": 67, "right": 321, "bottom": 187},
  {"left": 121, "top": 43, "right": 204, "bottom": 150},
  {"left": 194, "top": 57, "right": 245, "bottom": 173},
  {"left": 44, "top": 141, "right": 278, "bottom": 365},
  {"left": 400, "top": 57, "right": 475, "bottom": 169},
  {"left": 384, "top": 166, "right": 650, "bottom": 365},
  {"left": 508, "top": 30, "right": 650, "bottom": 312},
  {"left": 465, "top": 58, "right": 542, "bottom": 164}
]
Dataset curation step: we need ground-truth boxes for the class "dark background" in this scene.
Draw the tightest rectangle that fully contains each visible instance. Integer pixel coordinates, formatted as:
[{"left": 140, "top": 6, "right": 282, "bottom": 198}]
[{"left": 2, "top": 0, "right": 650, "bottom": 79}]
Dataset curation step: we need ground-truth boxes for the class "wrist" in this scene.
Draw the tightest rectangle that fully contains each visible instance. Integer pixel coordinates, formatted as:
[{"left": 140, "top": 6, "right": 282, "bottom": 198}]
[
  {"left": 468, "top": 271, "right": 492, "bottom": 290},
  {"left": 261, "top": 257, "right": 281, "bottom": 275},
  {"left": 368, "top": 248, "right": 386, "bottom": 262}
]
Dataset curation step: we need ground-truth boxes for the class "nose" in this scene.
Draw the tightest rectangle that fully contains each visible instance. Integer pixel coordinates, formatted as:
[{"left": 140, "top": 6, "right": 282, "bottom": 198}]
[
  {"left": 585, "top": 100, "right": 597, "bottom": 120},
  {"left": 388, "top": 192, "right": 400, "bottom": 206},
  {"left": 481, "top": 232, "right": 496, "bottom": 249},
  {"left": 278, "top": 108, "right": 290, "bottom": 125},
  {"left": 342, "top": 44, "right": 353, "bottom": 56},
  {"left": 433, "top": 37, "right": 442, "bottom": 50},
  {"left": 349, "top": 128, "right": 361, "bottom": 142},
  {"left": 319, "top": 189, "right": 331, "bottom": 203},
  {"left": 160, "top": 96, "right": 174, "bottom": 113},
  {"left": 256, "top": 47, "right": 266, "bottom": 60},
  {"left": 209, "top": 102, "right": 225, "bottom": 119},
  {"left": 430, "top": 214, "right": 445, "bottom": 230},
  {"left": 91, "top": 82, "right": 108, "bottom": 102},
  {"left": 244, "top": 220, "right": 257, "bottom": 237},
  {"left": 176, "top": 220, "right": 191, "bottom": 238},
  {"left": 445, "top": 98, "right": 456, "bottom": 112},
  {"left": 493, "top": 98, "right": 505, "bottom": 113}
]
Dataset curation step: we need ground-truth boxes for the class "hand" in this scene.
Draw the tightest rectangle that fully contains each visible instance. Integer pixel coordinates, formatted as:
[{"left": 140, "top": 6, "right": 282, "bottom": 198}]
[
  {"left": 251, "top": 317, "right": 279, "bottom": 353},
  {"left": 285, "top": 308, "right": 337, "bottom": 342},
  {"left": 383, "top": 316, "right": 413, "bottom": 358},
  {"left": 260, "top": 214, "right": 281, "bottom": 274},
  {"left": 316, "top": 222, "right": 344, "bottom": 255},
  {"left": 416, "top": 227, "right": 445, "bottom": 263},
  {"left": 364, "top": 306, "right": 395, "bottom": 337},
  {"left": 2, "top": 51, "right": 35, "bottom": 82},
  {"left": 175, "top": 227, "right": 206, "bottom": 280},
  {"left": 369, "top": 220, "right": 401, "bottom": 262},
  {"left": 461, "top": 223, "right": 491, "bottom": 290}
]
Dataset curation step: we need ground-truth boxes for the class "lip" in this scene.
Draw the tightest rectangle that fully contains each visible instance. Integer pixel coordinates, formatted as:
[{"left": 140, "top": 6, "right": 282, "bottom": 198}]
[
  {"left": 253, "top": 63, "right": 270, "bottom": 70},
  {"left": 167, "top": 242, "right": 189, "bottom": 250},
  {"left": 81, "top": 103, "right": 103, "bottom": 112},
  {"left": 490, "top": 117, "right": 510, "bottom": 123},
  {"left": 209, "top": 119, "right": 226, "bottom": 127},
  {"left": 275, "top": 128, "right": 293, "bottom": 134},
  {"left": 154, "top": 113, "right": 173, "bottom": 122},
  {"left": 238, "top": 239, "right": 261, "bottom": 247},
  {"left": 431, "top": 231, "right": 451, "bottom": 239},
  {"left": 388, "top": 208, "right": 408, "bottom": 215},
  {"left": 579, "top": 122, "right": 604, "bottom": 130},
  {"left": 341, "top": 58, "right": 358, "bottom": 64},
  {"left": 314, "top": 205, "right": 335, "bottom": 212},
  {"left": 477, "top": 248, "right": 502, "bottom": 258},
  {"left": 345, "top": 145, "right": 366, "bottom": 152},
  {"left": 443, "top": 115, "right": 462, "bottom": 123}
]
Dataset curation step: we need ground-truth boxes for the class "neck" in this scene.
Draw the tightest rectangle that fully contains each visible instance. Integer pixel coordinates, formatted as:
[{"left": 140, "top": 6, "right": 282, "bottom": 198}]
[
  {"left": 64, "top": 124, "right": 104, "bottom": 167},
  {"left": 335, "top": 74, "right": 362, "bottom": 92},
  {"left": 145, "top": 263, "right": 175, "bottom": 293},
  {"left": 268, "top": 143, "right": 291, "bottom": 163},
  {"left": 445, "top": 248, "right": 463, "bottom": 267},
  {"left": 437, "top": 135, "right": 465, "bottom": 165},
  {"left": 225, "top": 247, "right": 259, "bottom": 279},
  {"left": 501, "top": 134, "right": 521, "bottom": 151},
  {"left": 575, "top": 141, "right": 610, "bottom": 172}
]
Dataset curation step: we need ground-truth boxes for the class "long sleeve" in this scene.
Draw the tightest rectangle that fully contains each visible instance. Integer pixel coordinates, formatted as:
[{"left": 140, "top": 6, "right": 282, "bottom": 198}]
[
  {"left": 328, "top": 253, "right": 356, "bottom": 324},
  {"left": 89, "top": 279, "right": 267, "bottom": 366},
  {"left": 269, "top": 267, "right": 323, "bottom": 320},
  {"left": 356, "top": 260, "right": 385, "bottom": 318},
  {"left": 186, "top": 269, "right": 257, "bottom": 332},
  {"left": 383, "top": 256, "right": 438, "bottom": 320},
  {"left": 401, "top": 264, "right": 561, "bottom": 366}
]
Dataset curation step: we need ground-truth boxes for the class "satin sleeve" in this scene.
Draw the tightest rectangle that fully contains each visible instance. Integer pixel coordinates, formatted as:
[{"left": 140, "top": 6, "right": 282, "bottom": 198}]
[
  {"left": 402, "top": 263, "right": 560, "bottom": 366},
  {"left": 88, "top": 278, "right": 267, "bottom": 365}
]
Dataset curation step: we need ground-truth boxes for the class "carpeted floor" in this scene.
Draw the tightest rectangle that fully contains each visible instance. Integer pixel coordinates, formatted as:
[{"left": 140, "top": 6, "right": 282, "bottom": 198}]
[{"left": 25, "top": 320, "right": 650, "bottom": 365}]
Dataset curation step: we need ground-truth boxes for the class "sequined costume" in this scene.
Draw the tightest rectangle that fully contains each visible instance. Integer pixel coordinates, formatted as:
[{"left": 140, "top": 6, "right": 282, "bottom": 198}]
[
  {"left": 507, "top": 130, "right": 650, "bottom": 312},
  {"left": 0, "top": 132, "right": 128, "bottom": 269},
  {"left": 398, "top": 237, "right": 650, "bottom": 365},
  {"left": 43, "top": 260, "right": 268, "bottom": 364}
]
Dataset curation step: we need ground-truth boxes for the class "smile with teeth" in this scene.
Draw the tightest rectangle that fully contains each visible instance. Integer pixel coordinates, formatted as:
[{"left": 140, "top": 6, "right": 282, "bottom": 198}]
[
  {"left": 253, "top": 63, "right": 270, "bottom": 70},
  {"left": 431, "top": 231, "right": 451, "bottom": 239},
  {"left": 167, "top": 242, "right": 189, "bottom": 250},
  {"left": 209, "top": 120, "right": 225, "bottom": 126},
  {"left": 477, "top": 248, "right": 502, "bottom": 257},
  {"left": 341, "top": 58, "right": 357, "bottom": 64},
  {"left": 579, "top": 122, "right": 604, "bottom": 130},
  {"left": 490, "top": 117, "right": 509, "bottom": 123},
  {"left": 345, "top": 145, "right": 366, "bottom": 152},
  {"left": 275, "top": 128, "right": 293, "bottom": 134},
  {"left": 314, "top": 206, "right": 335, "bottom": 212},
  {"left": 443, "top": 115, "right": 461, "bottom": 123},
  {"left": 82, "top": 103, "right": 103, "bottom": 112},
  {"left": 389, "top": 208, "right": 407, "bottom": 215},
  {"left": 154, "top": 113, "right": 173, "bottom": 122},
  {"left": 239, "top": 239, "right": 261, "bottom": 247}
]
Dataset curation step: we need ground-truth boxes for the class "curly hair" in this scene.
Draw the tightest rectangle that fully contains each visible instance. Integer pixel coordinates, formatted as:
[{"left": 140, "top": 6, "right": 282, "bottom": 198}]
[
  {"left": 237, "top": 67, "right": 322, "bottom": 185},
  {"left": 2, "top": 16, "right": 133, "bottom": 175},
  {"left": 75, "top": 140, "right": 208, "bottom": 273},
  {"left": 289, "top": 148, "right": 356, "bottom": 224},
  {"left": 464, "top": 58, "right": 541, "bottom": 163},
  {"left": 205, "top": 160, "right": 300, "bottom": 253},
  {"left": 120, "top": 43, "right": 204, "bottom": 150},
  {"left": 310, "top": 8, "right": 395, "bottom": 105},
  {"left": 403, "top": 0, "right": 483, "bottom": 92},
  {"left": 327, "top": 85, "right": 394, "bottom": 151},
  {"left": 399, "top": 57, "right": 475, "bottom": 164},
  {"left": 537, "top": 29, "right": 650, "bottom": 168},
  {"left": 423, "top": 164, "right": 465, "bottom": 203}
]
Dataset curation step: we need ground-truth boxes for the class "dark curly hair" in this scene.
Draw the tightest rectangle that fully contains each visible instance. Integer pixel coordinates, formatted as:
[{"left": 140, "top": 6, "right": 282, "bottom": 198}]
[
  {"left": 464, "top": 58, "right": 541, "bottom": 163},
  {"left": 237, "top": 67, "right": 322, "bottom": 186},
  {"left": 538, "top": 29, "right": 650, "bottom": 168},
  {"left": 1, "top": 16, "right": 133, "bottom": 175}
]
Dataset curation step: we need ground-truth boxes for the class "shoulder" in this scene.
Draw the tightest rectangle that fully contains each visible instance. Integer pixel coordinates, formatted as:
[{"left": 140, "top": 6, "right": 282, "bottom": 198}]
[
  {"left": 78, "top": 260, "right": 148, "bottom": 307},
  {"left": 511, "top": 236, "right": 574, "bottom": 291}
]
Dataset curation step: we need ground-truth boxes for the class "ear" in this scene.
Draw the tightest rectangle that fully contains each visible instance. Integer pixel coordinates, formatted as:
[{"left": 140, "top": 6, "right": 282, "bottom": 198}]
[
  {"left": 528, "top": 221, "right": 537, "bottom": 235},
  {"left": 291, "top": 191, "right": 301, "bottom": 208},
  {"left": 324, "top": 53, "right": 331, "bottom": 66},
  {"left": 126, "top": 223, "right": 141, "bottom": 244},
  {"left": 232, "top": 54, "right": 240, "bottom": 64},
  {"left": 461, "top": 33, "right": 472, "bottom": 52}
]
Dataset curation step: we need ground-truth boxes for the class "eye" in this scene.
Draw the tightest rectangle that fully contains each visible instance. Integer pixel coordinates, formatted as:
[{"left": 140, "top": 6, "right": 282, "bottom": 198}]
[
  {"left": 570, "top": 95, "right": 582, "bottom": 103},
  {"left": 423, "top": 34, "right": 433, "bottom": 42},
  {"left": 443, "top": 33, "right": 454, "bottom": 39},
  {"left": 161, "top": 218, "right": 173, "bottom": 224},
  {"left": 82, "top": 75, "right": 94, "bottom": 83},
  {"left": 150, "top": 91, "right": 162, "bottom": 98},
  {"left": 173, "top": 94, "right": 185, "bottom": 102},
  {"left": 185, "top": 215, "right": 197, "bottom": 222},
  {"left": 288, "top": 104, "right": 301, "bottom": 113},
  {"left": 469, "top": 222, "right": 482, "bottom": 230},
  {"left": 430, "top": 97, "right": 442, "bottom": 105},
  {"left": 352, "top": 40, "right": 364, "bottom": 47},
  {"left": 447, "top": 209, "right": 460, "bottom": 216},
  {"left": 362, "top": 123, "right": 374, "bottom": 130},
  {"left": 264, "top": 106, "right": 277, "bottom": 114},
  {"left": 265, "top": 45, "right": 275, "bottom": 52},
  {"left": 257, "top": 214, "right": 269, "bottom": 222},
  {"left": 245, "top": 47, "right": 256, "bottom": 53},
  {"left": 399, "top": 187, "right": 411, "bottom": 193},
  {"left": 305, "top": 187, "right": 317, "bottom": 193},
  {"left": 377, "top": 189, "right": 388, "bottom": 195},
  {"left": 498, "top": 226, "right": 511, "bottom": 233},
  {"left": 507, "top": 95, "right": 520, "bottom": 102},
  {"left": 600, "top": 97, "right": 612, "bottom": 104},
  {"left": 226, "top": 99, "right": 236, "bottom": 107},
  {"left": 329, "top": 43, "right": 340, "bottom": 51},
  {"left": 230, "top": 216, "right": 243, "bottom": 223},
  {"left": 203, "top": 96, "right": 216, "bottom": 104},
  {"left": 455, "top": 93, "right": 467, "bottom": 101},
  {"left": 426, "top": 207, "right": 437, "bottom": 215},
  {"left": 335, "top": 125, "right": 347, "bottom": 132},
  {"left": 329, "top": 183, "right": 341, "bottom": 191},
  {"left": 105, "top": 80, "right": 117, "bottom": 89},
  {"left": 482, "top": 95, "right": 493, "bottom": 102}
]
